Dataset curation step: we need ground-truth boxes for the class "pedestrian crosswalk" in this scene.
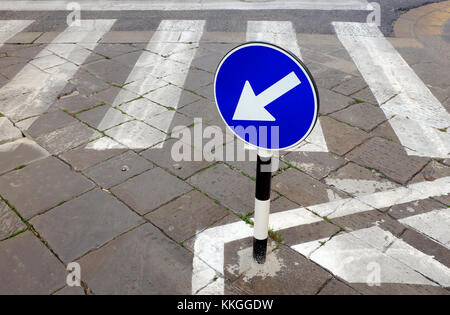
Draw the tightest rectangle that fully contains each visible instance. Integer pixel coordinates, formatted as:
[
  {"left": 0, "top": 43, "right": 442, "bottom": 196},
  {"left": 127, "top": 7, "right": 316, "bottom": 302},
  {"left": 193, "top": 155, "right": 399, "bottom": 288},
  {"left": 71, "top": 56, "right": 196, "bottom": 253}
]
[
  {"left": 0, "top": 19, "right": 115, "bottom": 121},
  {"left": 334, "top": 22, "right": 450, "bottom": 158},
  {"left": 0, "top": 17, "right": 449, "bottom": 293},
  {"left": 1, "top": 18, "right": 447, "bottom": 157}
]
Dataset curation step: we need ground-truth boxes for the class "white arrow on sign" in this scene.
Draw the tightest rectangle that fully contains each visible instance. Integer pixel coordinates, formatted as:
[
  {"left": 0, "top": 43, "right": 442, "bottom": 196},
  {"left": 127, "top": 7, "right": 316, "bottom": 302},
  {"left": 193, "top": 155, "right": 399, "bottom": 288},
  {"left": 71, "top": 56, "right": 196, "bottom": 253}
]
[{"left": 232, "top": 71, "right": 301, "bottom": 121}]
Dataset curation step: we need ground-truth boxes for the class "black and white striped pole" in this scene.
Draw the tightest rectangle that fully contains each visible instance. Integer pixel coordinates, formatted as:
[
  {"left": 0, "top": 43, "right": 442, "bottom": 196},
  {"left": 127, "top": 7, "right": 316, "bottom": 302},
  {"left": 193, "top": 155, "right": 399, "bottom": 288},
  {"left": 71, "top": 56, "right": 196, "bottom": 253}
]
[{"left": 253, "top": 150, "right": 273, "bottom": 264}]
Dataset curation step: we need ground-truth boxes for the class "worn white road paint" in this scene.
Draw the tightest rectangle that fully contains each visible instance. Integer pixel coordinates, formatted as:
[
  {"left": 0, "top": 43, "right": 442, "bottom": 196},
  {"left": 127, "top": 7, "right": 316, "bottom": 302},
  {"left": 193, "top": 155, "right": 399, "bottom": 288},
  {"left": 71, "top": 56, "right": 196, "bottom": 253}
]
[
  {"left": 399, "top": 208, "right": 450, "bottom": 250},
  {"left": 89, "top": 20, "right": 205, "bottom": 150},
  {"left": 192, "top": 176, "right": 450, "bottom": 294},
  {"left": 348, "top": 227, "right": 450, "bottom": 287},
  {"left": 0, "top": 20, "right": 115, "bottom": 122},
  {"left": 0, "top": 20, "right": 33, "bottom": 44},
  {"left": 247, "top": 21, "right": 328, "bottom": 152},
  {"left": 0, "top": 0, "right": 372, "bottom": 11},
  {"left": 334, "top": 22, "right": 450, "bottom": 158},
  {"left": 308, "top": 227, "right": 444, "bottom": 286},
  {"left": 325, "top": 178, "right": 399, "bottom": 195}
]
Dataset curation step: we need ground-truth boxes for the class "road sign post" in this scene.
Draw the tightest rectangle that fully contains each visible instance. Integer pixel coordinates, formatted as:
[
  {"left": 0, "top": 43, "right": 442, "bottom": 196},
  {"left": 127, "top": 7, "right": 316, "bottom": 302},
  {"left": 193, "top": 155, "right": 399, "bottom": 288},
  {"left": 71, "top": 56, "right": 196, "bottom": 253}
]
[
  {"left": 214, "top": 42, "right": 319, "bottom": 264},
  {"left": 253, "top": 151, "right": 273, "bottom": 264}
]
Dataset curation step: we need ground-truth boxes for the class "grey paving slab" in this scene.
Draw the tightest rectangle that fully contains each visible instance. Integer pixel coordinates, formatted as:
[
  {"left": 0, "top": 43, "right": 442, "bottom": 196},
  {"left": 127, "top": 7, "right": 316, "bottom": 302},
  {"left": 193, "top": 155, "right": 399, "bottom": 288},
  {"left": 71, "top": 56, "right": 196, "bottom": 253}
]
[
  {"left": 0, "top": 138, "right": 50, "bottom": 175},
  {"left": 313, "top": 68, "right": 352, "bottom": 90},
  {"left": 347, "top": 137, "right": 429, "bottom": 184},
  {"left": 388, "top": 198, "right": 445, "bottom": 220},
  {"left": 401, "top": 228, "right": 450, "bottom": 268},
  {"left": 52, "top": 94, "right": 101, "bottom": 114},
  {"left": 273, "top": 168, "right": 347, "bottom": 207},
  {"left": 100, "top": 31, "right": 154, "bottom": 44},
  {"left": 331, "top": 103, "right": 387, "bottom": 132},
  {"left": 351, "top": 87, "right": 378, "bottom": 104},
  {"left": 93, "top": 43, "right": 142, "bottom": 59},
  {"left": 0, "top": 231, "right": 66, "bottom": 295},
  {"left": 68, "top": 70, "right": 110, "bottom": 96},
  {"left": 76, "top": 105, "right": 132, "bottom": 131},
  {"left": 145, "top": 111, "right": 194, "bottom": 134},
  {"left": 318, "top": 88, "right": 355, "bottom": 114},
  {"left": 77, "top": 223, "right": 195, "bottom": 294},
  {"left": 146, "top": 190, "right": 229, "bottom": 243},
  {"left": 24, "top": 109, "right": 77, "bottom": 138},
  {"left": 141, "top": 138, "right": 212, "bottom": 180},
  {"left": 270, "top": 196, "right": 299, "bottom": 214},
  {"left": 194, "top": 84, "right": 214, "bottom": 101},
  {"left": 188, "top": 163, "right": 259, "bottom": 214},
  {"left": 178, "top": 98, "right": 219, "bottom": 124},
  {"left": 411, "top": 160, "right": 450, "bottom": 183},
  {"left": 331, "top": 211, "right": 406, "bottom": 237},
  {"left": 318, "top": 279, "right": 361, "bottom": 295},
  {"left": 83, "top": 150, "right": 154, "bottom": 189},
  {"left": 111, "top": 167, "right": 192, "bottom": 215},
  {"left": 332, "top": 77, "right": 367, "bottom": 96},
  {"left": 320, "top": 116, "right": 370, "bottom": 156},
  {"left": 36, "top": 121, "right": 102, "bottom": 155},
  {"left": 144, "top": 85, "right": 198, "bottom": 108},
  {"left": 0, "top": 61, "right": 27, "bottom": 80},
  {"left": 233, "top": 245, "right": 332, "bottom": 295},
  {"left": 93, "top": 86, "right": 139, "bottom": 107},
  {"left": 82, "top": 59, "right": 134, "bottom": 86},
  {"left": 0, "top": 157, "right": 95, "bottom": 219},
  {"left": 190, "top": 53, "right": 222, "bottom": 73},
  {"left": 370, "top": 120, "right": 402, "bottom": 144},
  {"left": 409, "top": 161, "right": 450, "bottom": 205},
  {"left": 31, "top": 189, "right": 144, "bottom": 263},
  {"left": 0, "top": 200, "right": 26, "bottom": 240},
  {"left": 0, "top": 117, "right": 22, "bottom": 144},
  {"left": 59, "top": 137, "right": 127, "bottom": 171},
  {"left": 118, "top": 97, "right": 167, "bottom": 121},
  {"left": 223, "top": 142, "right": 287, "bottom": 179},
  {"left": 105, "top": 120, "right": 167, "bottom": 150},
  {"left": 282, "top": 151, "right": 345, "bottom": 180},
  {"left": 325, "top": 163, "right": 400, "bottom": 196},
  {"left": 182, "top": 69, "right": 214, "bottom": 91},
  {"left": 281, "top": 219, "right": 340, "bottom": 247},
  {"left": 6, "top": 45, "right": 46, "bottom": 59}
]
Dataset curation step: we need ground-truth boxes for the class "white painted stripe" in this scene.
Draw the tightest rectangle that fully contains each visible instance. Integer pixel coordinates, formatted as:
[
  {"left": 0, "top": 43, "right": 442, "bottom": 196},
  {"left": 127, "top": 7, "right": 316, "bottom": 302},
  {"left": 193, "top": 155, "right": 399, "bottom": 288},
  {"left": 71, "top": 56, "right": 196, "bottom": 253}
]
[
  {"left": 0, "top": 0, "right": 372, "bottom": 11},
  {"left": 246, "top": 21, "right": 328, "bottom": 153},
  {"left": 254, "top": 198, "right": 270, "bottom": 240},
  {"left": 89, "top": 20, "right": 205, "bottom": 150},
  {"left": 247, "top": 21, "right": 302, "bottom": 58},
  {"left": 349, "top": 227, "right": 450, "bottom": 287},
  {"left": 192, "top": 176, "right": 450, "bottom": 294},
  {"left": 307, "top": 227, "right": 441, "bottom": 286},
  {"left": 334, "top": 22, "right": 450, "bottom": 158},
  {"left": 0, "top": 20, "right": 33, "bottom": 43},
  {"left": 0, "top": 20, "right": 116, "bottom": 122},
  {"left": 399, "top": 208, "right": 450, "bottom": 250}
]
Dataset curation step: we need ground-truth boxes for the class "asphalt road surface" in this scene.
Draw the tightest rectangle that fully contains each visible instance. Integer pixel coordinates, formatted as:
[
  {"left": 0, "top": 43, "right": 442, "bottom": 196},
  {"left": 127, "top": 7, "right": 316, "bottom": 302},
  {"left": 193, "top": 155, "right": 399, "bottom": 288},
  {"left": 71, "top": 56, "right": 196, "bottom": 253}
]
[{"left": 0, "top": 0, "right": 446, "bottom": 35}]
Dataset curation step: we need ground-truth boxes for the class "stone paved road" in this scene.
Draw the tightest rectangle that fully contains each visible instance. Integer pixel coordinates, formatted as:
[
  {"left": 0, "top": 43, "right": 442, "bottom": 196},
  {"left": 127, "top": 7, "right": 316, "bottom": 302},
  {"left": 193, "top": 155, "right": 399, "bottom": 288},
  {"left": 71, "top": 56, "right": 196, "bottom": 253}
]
[{"left": 0, "top": 1, "right": 449, "bottom": 295}]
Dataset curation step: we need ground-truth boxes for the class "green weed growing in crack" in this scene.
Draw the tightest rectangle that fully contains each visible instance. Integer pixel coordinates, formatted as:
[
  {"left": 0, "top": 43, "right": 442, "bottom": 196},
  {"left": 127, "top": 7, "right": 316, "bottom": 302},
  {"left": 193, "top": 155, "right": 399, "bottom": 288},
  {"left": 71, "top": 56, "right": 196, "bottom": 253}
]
[
  {"left": 236, "top": 212, "right": 254, "bottom": 226},
  {"left": 268, "top": 229, "right": 284, "bottom": 243}
]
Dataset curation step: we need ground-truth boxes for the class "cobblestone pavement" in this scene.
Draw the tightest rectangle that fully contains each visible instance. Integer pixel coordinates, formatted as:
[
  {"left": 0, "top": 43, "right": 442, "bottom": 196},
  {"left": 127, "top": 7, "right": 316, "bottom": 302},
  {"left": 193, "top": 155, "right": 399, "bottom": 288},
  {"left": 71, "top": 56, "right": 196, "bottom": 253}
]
[{"left": 0, "top": 1, "right": 449, "bottom": 295}]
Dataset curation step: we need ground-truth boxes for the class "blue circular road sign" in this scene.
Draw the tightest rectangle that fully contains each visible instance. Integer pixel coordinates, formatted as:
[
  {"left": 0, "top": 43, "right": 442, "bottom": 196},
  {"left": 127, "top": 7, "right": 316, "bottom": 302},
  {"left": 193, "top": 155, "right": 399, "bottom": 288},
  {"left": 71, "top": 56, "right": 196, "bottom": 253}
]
[{"left": 214, "top": 42, "right": 319, "bottom": 151}]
